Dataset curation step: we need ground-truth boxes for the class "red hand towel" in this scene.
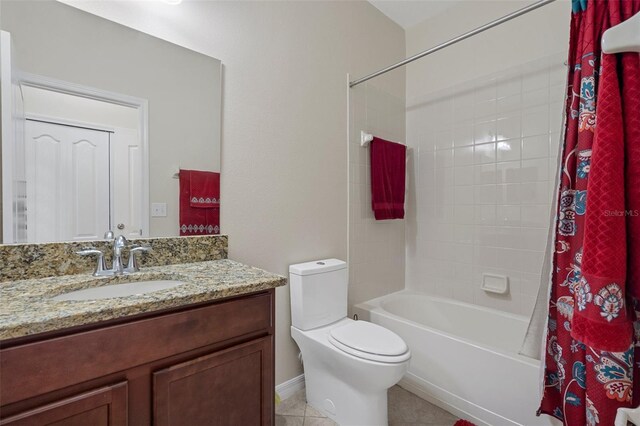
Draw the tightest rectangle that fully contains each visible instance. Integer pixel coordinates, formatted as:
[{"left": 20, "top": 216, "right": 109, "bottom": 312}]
[
  {"left": 370, "top": 137, "right": 406, "bottom": 220},
  {"left": 179, "top": 170, "right": 220, "bottom": 236},
  {"left": 189, "top": 170, "right": 220, "bottom": 208}
]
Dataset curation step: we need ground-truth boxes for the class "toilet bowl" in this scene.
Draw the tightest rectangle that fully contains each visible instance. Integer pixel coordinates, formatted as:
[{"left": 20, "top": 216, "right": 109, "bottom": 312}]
[{"left": 289, "top": 259, "right": 411, "bottom": 426}]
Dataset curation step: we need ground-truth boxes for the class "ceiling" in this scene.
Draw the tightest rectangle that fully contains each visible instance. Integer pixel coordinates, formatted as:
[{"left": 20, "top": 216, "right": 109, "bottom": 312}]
[{"left": 367, "top": 0, "right": 460, "bottom": 29}]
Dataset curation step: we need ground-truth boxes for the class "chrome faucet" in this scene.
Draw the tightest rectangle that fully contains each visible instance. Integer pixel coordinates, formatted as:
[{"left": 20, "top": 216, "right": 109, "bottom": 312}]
[
  {"left": 77, "top": 235, "right": 152, "bottom": 277},
  {"left": 76, "top": 248, "right": 112, "bottom": 277},
  {"left": 125, "top": 245, "right": 153, "bottom": 273},
  {"left": 111, "top": 235, "right": 129, "bottom": 275}
]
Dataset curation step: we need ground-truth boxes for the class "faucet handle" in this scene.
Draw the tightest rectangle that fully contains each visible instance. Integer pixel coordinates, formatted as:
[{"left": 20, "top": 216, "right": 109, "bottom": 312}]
[
  {"left": 130, "top": 245, "right": 152, "bottom": 253},
  {"left": 76, "top": 247, "right": 102, "bottom": 256},
  {"left": 76, "top": 248, "right": 110, "bottom": 277},
  {"left": 125, "top": 245, "right": 152, "bottom": 273}
]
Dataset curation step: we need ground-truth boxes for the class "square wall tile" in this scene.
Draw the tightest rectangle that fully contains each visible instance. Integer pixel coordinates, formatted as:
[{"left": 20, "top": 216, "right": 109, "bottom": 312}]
[
  {"left": 497, "top": 94, "right": 522, "bottom": 115},
  {"left": 522, "top": 134, "right": 550, "bottom": 159},
  {"left": 522, "top": 105, "right": 550, "bottom": 137},
  {"left": 496, "top": 205, "right": 521, "bottom": 227},
  {"left": 521, "top": 158, "right": 549, "bottom": 182},
  {"left": 474, "top": 205, "right": 496, "bottom": 226},
  {"left": 496, "top": 161, "right": 521, "bottom": 184},
  {"left": 435, "top": 167, "right": 455, "bottom": 188},
  {"left": 475, "top": 99, "right": 497, "bottom": 119},
  {"left": 522, "top": 87, "right": 549, "bottom": 109},
  {"left": 436, "top": 148, "right": 454, "bottom": 168},
  {"left": 435, "top": 129, "right": 454, "bottom": 150},
  {"left": 474, "top": 142, "right": 496, "bottom": 164},
  {"left": 453, "top": 123, "right": 475, "bottom": 147},
  {"left": 521, "top": 182, "right": 552, "bottom": 204},
  {"left": 496, "top": 140, "right": 521, "bottom": 163},
  {"left": 474, "top": 164, "right": 497, "bottom": 185},
  {"left": 474, "top": 120, "right": 497, "bottom": 144},
  {"left": 496, "top": 115, "right": 521, "bottom": 141},
  {"left": 475, "top": 184, "right": 497, "bottom": 205},
  {"left": 454, "top": 146, "right": 475, "bottom": 167},
  {"left": 496, "top": 183, "right": 521, "bottom": 204},
  {"left": 454, "top": 166, "right": 475, "bottom": 186},
  {"left": 521, "top": 204, "right": 552, "bottom": 228},
  {"left": 455, "top": 185, "right": 474, "bottom": 205},
  {"left": 520, "top": 227, "right": 549, "bottom": 251},
  {"left": 454, "top": 205, "right": 475, "bottom": 225}
]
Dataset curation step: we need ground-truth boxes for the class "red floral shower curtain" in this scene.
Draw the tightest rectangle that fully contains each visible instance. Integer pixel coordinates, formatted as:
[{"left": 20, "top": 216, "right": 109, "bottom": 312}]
[{"left": 539, "top": 0, "right": 640, "bottom": 425}]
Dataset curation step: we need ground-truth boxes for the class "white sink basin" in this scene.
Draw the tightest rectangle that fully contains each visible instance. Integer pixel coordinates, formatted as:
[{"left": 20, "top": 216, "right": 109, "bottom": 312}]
[{"left": 52, "top": 280, "right": 186, "bottom": 301}]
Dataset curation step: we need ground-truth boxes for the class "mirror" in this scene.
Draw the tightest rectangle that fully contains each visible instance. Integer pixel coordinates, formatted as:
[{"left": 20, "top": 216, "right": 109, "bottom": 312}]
[{"left": 0, "top": 0, "right": 222, "bottom": 243}]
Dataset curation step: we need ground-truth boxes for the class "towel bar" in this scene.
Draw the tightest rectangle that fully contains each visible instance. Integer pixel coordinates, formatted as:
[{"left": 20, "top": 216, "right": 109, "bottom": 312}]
[{"left": 360, "top": 131, "right": 373, "bottom": 147}]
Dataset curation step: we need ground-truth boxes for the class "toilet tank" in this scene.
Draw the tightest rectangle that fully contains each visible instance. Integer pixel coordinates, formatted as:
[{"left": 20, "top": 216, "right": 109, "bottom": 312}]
[{"left": 289, "top": 259, "right": 348, "bottom": 330}]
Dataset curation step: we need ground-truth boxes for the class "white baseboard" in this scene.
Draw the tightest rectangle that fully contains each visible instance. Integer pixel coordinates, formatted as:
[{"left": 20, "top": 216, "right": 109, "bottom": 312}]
[{"left": 276, "top": 374, "right": 305, "bottom": 401}]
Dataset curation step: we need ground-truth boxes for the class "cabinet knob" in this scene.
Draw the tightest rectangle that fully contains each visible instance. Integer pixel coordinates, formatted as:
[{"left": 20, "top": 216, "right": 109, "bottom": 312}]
[{"left": 117, "top": 223, "right": 125, "bottom": 230}]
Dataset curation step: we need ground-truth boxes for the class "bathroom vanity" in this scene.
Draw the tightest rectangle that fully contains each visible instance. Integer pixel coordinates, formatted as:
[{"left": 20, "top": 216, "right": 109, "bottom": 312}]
[
  {"left": 0, "top": 245, "right": 286, "bottom": 426},
  {"left": 0, "top": 2, "right": 286, "bottom": 423}
]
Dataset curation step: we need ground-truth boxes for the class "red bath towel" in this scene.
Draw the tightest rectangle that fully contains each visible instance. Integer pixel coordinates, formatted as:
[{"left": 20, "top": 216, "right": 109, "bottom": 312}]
[
  {"left": 571, "top": 41, "right": 640, "bottom": 352},
  {"left": 370, "top": 137, "right": 406, "bottom": 220},
  {"left": 179, "top": 169, "right": 220, "bottom": 235}
]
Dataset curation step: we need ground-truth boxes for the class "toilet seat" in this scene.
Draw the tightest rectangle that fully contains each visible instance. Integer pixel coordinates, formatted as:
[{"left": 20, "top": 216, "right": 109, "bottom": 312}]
[{"left": 328, "top": 321, "right": 410, "bottom": 363}]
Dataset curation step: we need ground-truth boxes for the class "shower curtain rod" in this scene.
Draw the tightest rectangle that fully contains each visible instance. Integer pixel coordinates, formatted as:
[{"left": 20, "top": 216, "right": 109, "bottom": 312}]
[{"left": 349, "top": 0, "right": 557, "bottom": 88}]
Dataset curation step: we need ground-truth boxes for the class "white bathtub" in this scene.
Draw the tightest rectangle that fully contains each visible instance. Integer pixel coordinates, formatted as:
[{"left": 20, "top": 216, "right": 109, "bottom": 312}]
[{"left": 354, "top": 291, "right": 561, "bottom": 426}]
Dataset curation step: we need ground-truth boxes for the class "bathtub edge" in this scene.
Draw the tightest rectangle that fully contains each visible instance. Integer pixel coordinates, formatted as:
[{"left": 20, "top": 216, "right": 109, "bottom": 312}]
[{"left": 399, "top": 373, "right": 517, "bottom": 426}]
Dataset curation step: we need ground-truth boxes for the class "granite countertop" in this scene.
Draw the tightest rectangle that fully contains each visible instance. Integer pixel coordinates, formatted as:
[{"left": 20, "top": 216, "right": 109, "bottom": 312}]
[{"left": 0, "top": 259, "right": 286, "bottom": 341}]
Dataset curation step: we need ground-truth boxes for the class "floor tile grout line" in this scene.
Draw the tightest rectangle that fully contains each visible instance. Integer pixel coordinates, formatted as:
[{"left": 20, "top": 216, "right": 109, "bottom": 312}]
[{"left": 276, "top": 385, "right": 457, "bottom": 426}]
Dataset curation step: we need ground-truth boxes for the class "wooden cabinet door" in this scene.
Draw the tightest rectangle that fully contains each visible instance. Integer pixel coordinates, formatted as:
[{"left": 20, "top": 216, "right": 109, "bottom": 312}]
[
  {"left": 0, "top": 382, "right": 127, "bottom": 426},
  {"left": 153, "top": 336, "right": 273, "bottom": 426}
]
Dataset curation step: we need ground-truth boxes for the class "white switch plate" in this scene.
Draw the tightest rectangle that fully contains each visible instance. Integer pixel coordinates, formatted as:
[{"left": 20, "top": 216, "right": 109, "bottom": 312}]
[{"left": 151, "top": 203, "right": 167, "bottom": 217}]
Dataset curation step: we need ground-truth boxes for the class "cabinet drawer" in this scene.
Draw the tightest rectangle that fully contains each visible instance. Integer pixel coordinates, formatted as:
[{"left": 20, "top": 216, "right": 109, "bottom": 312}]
[
  {"left": 1, "top": 292, "right": 272, "bottom": 405},
  {"left": 0, "top": 381, "right": 127, "bottom": 426}
]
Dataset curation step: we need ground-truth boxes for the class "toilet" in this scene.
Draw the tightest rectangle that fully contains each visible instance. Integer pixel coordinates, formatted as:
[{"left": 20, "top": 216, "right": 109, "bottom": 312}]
[{"left": 289, "top": 259, "right": 410, "bottom": 426}]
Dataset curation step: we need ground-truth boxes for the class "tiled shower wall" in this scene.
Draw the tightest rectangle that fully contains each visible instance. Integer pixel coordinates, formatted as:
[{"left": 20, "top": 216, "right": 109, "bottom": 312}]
[
  {"left": 348, "top": 78, "right": 406, "bottom": 311},
  {"left": 405, "top": 53, "right": 566, "bottom": 316}
]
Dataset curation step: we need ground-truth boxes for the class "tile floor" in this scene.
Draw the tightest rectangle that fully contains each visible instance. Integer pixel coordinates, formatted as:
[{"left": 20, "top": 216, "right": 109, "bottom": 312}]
[{"left": 276, "top": 386, "right": 459, "bottom": 426}]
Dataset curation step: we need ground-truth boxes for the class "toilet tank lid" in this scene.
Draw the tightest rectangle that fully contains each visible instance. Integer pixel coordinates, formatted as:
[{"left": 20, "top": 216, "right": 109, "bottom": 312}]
[{"left": 289, "top": 259, "right": 347, "bottom": 276}]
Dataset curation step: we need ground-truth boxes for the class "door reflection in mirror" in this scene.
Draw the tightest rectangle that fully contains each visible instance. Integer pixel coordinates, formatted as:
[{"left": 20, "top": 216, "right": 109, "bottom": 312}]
[{"left": 22, "top": 86, "right": 142, "bottom": 243}]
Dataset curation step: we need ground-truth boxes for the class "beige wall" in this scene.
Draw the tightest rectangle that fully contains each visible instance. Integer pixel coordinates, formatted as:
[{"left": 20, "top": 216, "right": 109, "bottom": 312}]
[
  {"left": 59, "top": 0, "right": 405, "bottom": 385},
  {"left": 405, "top": 1, "right": 570, "bottom": 95},
  {"left": 349, "top": 75, "right": 406, "bottom": 310},
  {"left": 1, "top": 0, "right": 222, "bottom": 237}
]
